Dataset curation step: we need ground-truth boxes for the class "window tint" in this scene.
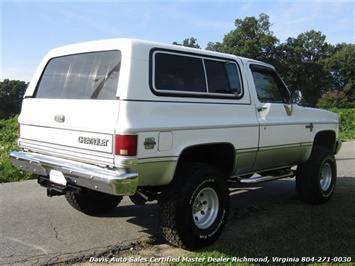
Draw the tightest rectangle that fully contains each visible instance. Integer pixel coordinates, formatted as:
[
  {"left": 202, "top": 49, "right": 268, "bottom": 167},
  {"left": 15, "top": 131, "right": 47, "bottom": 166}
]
[
  {"left": 35, "top": 51, "right": 121, "bottom": 99},
  {"left": 251, "top": 65, "right": 289, "bottom": 103},
  {"left": 225, "top": 63, "right": 242, "bottom": 94},
  {"left": 153, "top": 51, "right": 243, "bottom": 97},
  {"left": 154, "top": 53, "right": 206, "bottom": 92},
  {"left": 205, "top": 60, "right": 241, "bottom": 94}
]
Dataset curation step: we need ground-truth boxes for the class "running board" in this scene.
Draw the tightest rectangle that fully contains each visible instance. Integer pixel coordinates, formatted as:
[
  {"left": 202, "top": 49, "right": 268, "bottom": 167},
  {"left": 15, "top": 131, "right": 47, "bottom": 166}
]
[{"left": 237, "top": 170, "right": 295, "bottom": 184}]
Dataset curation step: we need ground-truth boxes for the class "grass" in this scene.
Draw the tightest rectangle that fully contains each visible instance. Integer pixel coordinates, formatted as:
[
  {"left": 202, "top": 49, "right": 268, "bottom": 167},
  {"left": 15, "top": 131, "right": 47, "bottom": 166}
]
[
  {"left": 330, "top": 108, "right": 355, "bottom": 141},
  {"left": 170, "top": 180, "right": 355, "bottom": 266},
  {"left": 0, "top": 116, "right": 35, "bottom": 183}
]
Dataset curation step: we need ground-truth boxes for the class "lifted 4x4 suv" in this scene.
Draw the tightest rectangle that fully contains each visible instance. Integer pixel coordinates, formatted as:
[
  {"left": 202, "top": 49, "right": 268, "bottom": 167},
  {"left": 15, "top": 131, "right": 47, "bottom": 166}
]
[{"left": 10, "top": 39, "right": 341, "bottom": 250}]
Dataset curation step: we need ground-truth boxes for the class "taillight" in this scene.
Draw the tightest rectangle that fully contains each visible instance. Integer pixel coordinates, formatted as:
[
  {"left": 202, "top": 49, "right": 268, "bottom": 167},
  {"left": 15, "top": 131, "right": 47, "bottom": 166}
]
[
  {"left": 18, "top": 123, "right": 21, "bottom": 138},
  {"left": 115, "top": 134, "right": 138, "bottom": 156}
]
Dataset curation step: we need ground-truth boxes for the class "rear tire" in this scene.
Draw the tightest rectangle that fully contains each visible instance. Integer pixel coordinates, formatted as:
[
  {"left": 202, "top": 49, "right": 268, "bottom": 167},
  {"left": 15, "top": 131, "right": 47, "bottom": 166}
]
[
  {"left": 158, "top": 163, "right": 229, "bottom": 250},
  {"left": 296, "top": 146, "right": 337, "bottom": 204},
  {"left": 65, "top": 190, "right": 122, "bottom": 215}
]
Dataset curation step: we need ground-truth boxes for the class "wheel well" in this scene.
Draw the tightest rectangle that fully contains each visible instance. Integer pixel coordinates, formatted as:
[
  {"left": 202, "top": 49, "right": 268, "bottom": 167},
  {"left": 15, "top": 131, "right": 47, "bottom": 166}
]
[
  {"left": 313, "top": 131, "right": 336, "bottom": 153},
  {"left": 177, "top": 143, "right": 235, "bottom": 176}
]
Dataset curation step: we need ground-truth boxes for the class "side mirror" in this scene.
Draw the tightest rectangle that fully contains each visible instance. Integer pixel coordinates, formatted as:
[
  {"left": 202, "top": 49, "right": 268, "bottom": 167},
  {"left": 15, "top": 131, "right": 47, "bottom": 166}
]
[{"left": 291, "top": 90, "right": 302, "bottom": 104}]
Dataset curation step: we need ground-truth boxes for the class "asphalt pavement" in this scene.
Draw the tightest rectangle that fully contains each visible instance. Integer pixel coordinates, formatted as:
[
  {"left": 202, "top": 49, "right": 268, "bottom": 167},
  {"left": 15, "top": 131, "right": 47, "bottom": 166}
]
[{"left": 0, "top": 141, "right": 353, "bottom": 266}]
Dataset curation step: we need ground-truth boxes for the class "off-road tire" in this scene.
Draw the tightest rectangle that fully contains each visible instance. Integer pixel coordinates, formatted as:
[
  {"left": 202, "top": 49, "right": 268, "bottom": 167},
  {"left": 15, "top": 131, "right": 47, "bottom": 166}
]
[
  {"left": 296, "top": 146, "right": 337, "bottom": 204},
  {"left": 158, "top": 163, "right": 229, "bottom": 250},
  {"left": 65, "top": 190, "right": 122, "bottom": 215}
]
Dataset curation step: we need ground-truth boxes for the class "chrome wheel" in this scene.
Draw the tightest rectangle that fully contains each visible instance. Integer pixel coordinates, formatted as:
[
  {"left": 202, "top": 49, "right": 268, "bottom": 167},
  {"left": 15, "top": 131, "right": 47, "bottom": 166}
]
[
  {"left": 296, "top": 146, "right": 337, "bottom": 204},
  {"left": 192, "top": 187, "right": 219, "bottom": 229},
  {"left": 320, "top": 162, "right": 332, "bottom": 191},
  {"left": 158, "top": 163, "right": 229, "bottom": 249}
]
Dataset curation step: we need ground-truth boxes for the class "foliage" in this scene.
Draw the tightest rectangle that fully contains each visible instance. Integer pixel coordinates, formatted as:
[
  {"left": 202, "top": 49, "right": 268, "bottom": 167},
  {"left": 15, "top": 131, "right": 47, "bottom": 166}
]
[
  {"left": 317, "top": 90, "right": 353, "bottom": 109},
  {"left": 274, "top": 30, "right": 333, "bottom": 107},
  {"left": 330, "top": 108, "right": 355, "bottom": 141},
  {"left": 0, "top": 79, "right": 27, "bottom": 120},
  {"left": 180, "top": 14, "right": 353, "bottom": 108},
  {"left": 0, "top": 116, "right": 35, "bottom": 183},
  {"left": 173, "top": 37, "right": 201, "bottom": 49},
  {"left": 325, "top": 43, "right": 355, "bottom": 102},
  {"left": 207, "top": 13, "right": 279, "bottom": 62}
]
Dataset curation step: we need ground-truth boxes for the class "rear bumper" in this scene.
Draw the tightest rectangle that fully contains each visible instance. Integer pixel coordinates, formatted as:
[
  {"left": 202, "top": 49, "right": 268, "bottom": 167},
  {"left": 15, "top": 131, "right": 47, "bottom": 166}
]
[{"left": 9, "top": 151, "right": 139, "bottom": 196}]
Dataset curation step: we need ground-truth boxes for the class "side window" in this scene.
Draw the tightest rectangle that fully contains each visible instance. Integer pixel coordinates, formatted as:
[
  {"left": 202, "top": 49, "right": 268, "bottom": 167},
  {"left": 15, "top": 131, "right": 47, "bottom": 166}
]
[
  {"left": 152, "top": 51, "right": 243, "bottom": 98},
  {"left": 205, "top": 60, "right": 241, "bottom": 95},
  {"left": 154, "top": 53, "right": 206, "bottom": 92},
  {"left": 250, "top": 65, "right": 289, "bottom": 103},
  {"left": 225, "top": 63, "right": 242, "bottom": 94}
]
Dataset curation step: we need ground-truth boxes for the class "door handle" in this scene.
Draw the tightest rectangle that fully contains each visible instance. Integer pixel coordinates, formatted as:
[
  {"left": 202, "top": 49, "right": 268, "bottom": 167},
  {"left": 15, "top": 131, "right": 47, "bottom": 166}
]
[
  {"left": 257, "top": 107, "right": 268, "bottom": 112},
  {"left": 306, "top": 123, "right": 314, "bottom": 132},
  {"left": 54, "top": 114, "right": 65, "bottom": 123}
]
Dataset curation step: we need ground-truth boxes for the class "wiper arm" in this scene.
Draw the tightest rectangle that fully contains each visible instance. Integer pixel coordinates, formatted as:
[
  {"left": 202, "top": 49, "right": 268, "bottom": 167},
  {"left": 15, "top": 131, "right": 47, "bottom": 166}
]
[{"left": 90, "top": 62, "right": 121, "bottom": 99}]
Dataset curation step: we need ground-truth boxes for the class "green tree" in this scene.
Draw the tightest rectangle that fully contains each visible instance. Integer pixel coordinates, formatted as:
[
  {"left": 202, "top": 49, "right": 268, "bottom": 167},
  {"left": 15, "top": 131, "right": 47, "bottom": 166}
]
[
  {"left": 275, "top": 30, "right": 333, "bottom": 106},
  {"left": 0, "top": 79, "right": 27, "bottom": 120},
  {"left": 173, "top": 37, "right": 201, "bottom": 49},
  {"left": 208, "top": 13, "right": 279, "bottom": 61},
  {"left": 206, "top": 41, "right": 222, "bottom": 52},
  {"left": 204, "top": 13, "right": 350, "bottom": 107},
  {"left": 325, "top": 43, "right": 355, "bottom": 102}
]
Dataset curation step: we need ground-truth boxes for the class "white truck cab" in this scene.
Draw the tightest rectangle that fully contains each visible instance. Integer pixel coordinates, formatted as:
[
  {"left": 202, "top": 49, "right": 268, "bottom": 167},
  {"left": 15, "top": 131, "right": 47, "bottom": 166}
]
[{"left": 10, "top": 38, "right": 341, "bottom": 250}]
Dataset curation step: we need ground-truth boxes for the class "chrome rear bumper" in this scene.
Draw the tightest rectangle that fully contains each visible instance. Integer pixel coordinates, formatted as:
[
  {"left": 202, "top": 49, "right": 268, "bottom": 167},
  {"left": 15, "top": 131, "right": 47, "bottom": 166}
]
[{"left": 10, "top": 151, "right": 139, "bottom": 196}]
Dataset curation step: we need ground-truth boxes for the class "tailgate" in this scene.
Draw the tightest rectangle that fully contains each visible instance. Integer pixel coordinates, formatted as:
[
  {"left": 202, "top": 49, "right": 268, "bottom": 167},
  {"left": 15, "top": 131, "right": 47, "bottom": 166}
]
[
  {"left": 18, "top": 50, "right": 123, "bottom": 167},
  {"left": 19, "top": 99, "right": 120, "bottom": 166}
]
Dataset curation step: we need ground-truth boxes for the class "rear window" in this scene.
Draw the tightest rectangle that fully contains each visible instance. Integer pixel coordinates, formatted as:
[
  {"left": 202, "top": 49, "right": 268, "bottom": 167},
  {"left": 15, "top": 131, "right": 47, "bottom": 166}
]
[
  {"left": 151, "top": 51, "right": 243, "bottom": 98},
  {"left": 35, "top": 50, "right": 121, "bottom": 99}
]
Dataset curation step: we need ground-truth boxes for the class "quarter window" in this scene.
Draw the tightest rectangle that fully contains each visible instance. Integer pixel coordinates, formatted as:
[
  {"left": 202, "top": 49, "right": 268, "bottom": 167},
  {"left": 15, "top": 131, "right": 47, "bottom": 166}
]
[
  {"left": 152, "top": 51, "right": 242, "bottom": 98},
  {"left": 205, "top": 60, "right": 241, "bottom": 94}
]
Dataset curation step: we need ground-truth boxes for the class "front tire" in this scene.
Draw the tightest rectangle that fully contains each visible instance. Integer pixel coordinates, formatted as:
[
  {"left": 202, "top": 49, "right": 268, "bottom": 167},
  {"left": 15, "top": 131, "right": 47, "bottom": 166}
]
[
  {"left": 65, "top": 190, "right": 122, "bottom": 215},
  {"left": 158, "top": 163, "right": 229, "bottom": 250},
  {"left": 296, "top": 146, "right": 337, "bottom": 204}
]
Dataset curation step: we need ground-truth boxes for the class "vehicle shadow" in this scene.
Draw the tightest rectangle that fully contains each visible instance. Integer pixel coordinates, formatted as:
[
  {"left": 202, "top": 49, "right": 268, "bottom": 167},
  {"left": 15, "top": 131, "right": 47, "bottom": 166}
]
[
  {"left": 97, "top": 178, "right": 299, "bottom": 245},
  {"left": 98, "top": 202, "right": 160, "bottom": 238},
  {"left": 94, "top": 176, "right": 354, "bottom": 252}
]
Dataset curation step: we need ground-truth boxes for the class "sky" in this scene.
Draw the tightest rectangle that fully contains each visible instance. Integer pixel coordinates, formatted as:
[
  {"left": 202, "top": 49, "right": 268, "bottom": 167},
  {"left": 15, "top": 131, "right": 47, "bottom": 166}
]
[{"left": 1, "top": 0, "right": 354, "bottom": 82}]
